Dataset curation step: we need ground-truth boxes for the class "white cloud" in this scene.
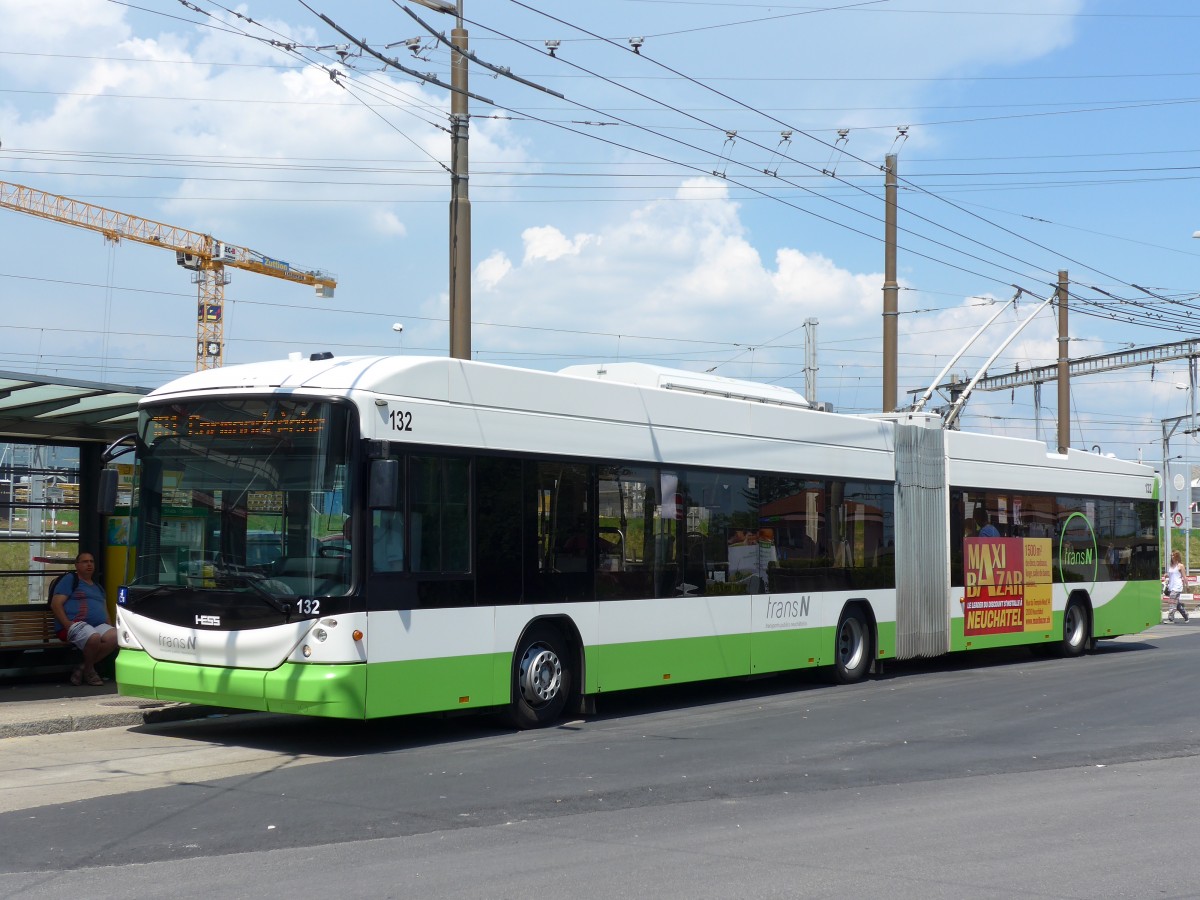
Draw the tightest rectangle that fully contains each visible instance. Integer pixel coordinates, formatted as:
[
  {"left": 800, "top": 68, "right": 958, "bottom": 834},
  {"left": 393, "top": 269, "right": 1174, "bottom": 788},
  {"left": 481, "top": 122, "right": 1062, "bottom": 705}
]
[
  {"left": 476, "top": 251, "right": 512, "bottom": 292},
  {"left": 473, "top": 177, "right": 883, "bottom": 378},
  {"left": 521, "top": 226, "right": 593, "bottom": 264},
  {"left": 772, "top": 249, "right": 879, "bottom": 323},
  {"left": 0, "top": 2, "right": 530, "bottom": 229},
  {"left": 370, "top": 210, "right": 407, "bottom": 238}
]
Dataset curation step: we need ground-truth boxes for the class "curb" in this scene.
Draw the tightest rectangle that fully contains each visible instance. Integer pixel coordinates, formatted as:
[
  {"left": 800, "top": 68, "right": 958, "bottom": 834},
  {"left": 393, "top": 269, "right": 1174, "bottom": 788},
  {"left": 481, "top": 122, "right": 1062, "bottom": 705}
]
[
  {"left": 142, "top": 704, "right": 237, "bottom": 726},
  {"left": 0, "top": 703, "right": 235, "bottom": 739}
]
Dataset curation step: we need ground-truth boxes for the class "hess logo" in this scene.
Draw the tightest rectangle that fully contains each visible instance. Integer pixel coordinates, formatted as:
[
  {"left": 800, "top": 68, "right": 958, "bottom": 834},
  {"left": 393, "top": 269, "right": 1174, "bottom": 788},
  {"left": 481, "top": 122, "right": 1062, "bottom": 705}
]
[{"left": 195, "top": 614, "right": 220, "bottom": 627}]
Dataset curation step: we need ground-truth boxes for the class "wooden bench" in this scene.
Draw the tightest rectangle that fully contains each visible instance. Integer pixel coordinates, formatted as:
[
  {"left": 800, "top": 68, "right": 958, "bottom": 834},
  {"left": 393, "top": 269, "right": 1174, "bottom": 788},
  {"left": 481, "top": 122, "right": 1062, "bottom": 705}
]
[{"left": 0, "top": 605, "right": 75, "bottom": 668}]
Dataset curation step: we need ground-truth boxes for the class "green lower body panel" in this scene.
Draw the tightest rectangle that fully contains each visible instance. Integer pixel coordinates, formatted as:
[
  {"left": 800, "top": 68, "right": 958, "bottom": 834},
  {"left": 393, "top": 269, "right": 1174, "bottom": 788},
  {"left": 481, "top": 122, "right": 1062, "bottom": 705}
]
[
  {"left": 592, "top": 633, "right": 751, "bottom": 693},
  {"left": 750, "top": 626, "right": 831, "bottom": 673},
  {"left": 748, "top": 619, "right": 897, "bottom": 672},
  {"left": 876, "top": 621, "right": 896, "bottom": 660},
  {"left": 117, "top": 649, "right": 368, "bottom": 718},
  {"left": 364, "top": 652, "right": 507, "bottom": 718},
  {"left": 1092, "top": 583, "right": 1160, "bottom": 637},
  {"left": 952, "top": 623, "right": 1058, "bottom": 653}
]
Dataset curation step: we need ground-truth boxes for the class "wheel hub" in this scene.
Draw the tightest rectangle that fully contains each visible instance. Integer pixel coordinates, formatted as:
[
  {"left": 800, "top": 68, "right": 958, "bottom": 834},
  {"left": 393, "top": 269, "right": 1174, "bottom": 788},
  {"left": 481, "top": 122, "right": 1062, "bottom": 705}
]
[
  {"left": 519, "top": 644, "right": 562, "bottom": 705},
  {"left": 1065, "top": 606, "right": 1084, "bottom": 646},
  {"left": 838, "top": 618, "right": 865, "bottom": 670}
]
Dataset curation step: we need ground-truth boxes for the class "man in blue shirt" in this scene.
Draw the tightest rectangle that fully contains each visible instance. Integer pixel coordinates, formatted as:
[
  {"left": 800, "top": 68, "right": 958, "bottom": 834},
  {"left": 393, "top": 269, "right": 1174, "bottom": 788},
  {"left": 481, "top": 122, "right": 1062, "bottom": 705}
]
[
  {"left": 50, "top": 551, "right": 117, "bottom": 686},
  {"left": 973, "top": 505, "right": 1000, "bottom": 537}
]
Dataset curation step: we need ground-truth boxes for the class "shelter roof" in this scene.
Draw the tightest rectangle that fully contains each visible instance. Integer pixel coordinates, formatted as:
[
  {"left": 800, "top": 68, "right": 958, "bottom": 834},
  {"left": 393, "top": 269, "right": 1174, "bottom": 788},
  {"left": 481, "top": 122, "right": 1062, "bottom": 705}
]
[{"left": 0, "top": 370, "right": 151, "bottom": 444}]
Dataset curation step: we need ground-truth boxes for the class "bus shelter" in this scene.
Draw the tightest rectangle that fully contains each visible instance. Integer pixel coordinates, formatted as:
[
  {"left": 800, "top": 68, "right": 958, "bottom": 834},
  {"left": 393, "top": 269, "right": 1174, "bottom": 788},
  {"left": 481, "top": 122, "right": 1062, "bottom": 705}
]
[{"left": 0, "top": 370, "right": 149, "bottom": 664}]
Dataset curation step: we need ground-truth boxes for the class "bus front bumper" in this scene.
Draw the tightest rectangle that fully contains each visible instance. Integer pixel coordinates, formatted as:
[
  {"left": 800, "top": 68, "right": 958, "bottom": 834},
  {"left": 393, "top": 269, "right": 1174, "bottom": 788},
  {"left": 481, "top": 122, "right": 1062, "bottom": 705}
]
[{"left": 116, "top": 649, "right": 368, "bottom": 719}]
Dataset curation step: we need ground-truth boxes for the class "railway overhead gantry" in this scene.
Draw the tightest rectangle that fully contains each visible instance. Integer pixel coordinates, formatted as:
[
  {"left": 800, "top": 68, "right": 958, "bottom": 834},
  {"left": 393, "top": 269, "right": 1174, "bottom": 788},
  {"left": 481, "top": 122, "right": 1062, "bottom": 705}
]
[{"left": 912, "top": 338, "right": 1200, "bottom": 439}]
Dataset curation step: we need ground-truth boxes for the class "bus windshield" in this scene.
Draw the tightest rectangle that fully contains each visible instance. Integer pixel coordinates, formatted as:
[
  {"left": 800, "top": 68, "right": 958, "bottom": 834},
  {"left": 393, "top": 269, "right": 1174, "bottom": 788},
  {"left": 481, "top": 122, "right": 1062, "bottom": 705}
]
[{"left": 132, "top": 397, "right": 353, "bottom": 599}]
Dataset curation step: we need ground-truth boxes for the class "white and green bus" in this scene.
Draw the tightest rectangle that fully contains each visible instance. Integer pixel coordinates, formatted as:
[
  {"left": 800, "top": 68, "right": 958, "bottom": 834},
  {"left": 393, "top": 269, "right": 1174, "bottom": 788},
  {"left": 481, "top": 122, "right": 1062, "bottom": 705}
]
[{"left": 113, "top": 355, "right": 1161, "bottom": 726}]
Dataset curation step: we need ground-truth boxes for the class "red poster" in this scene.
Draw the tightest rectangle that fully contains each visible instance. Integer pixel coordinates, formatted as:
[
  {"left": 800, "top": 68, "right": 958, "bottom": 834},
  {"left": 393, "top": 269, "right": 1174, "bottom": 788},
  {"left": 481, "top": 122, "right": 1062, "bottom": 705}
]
[{"left": 963, "top": 538, "right": 1025, "bottom": 635}]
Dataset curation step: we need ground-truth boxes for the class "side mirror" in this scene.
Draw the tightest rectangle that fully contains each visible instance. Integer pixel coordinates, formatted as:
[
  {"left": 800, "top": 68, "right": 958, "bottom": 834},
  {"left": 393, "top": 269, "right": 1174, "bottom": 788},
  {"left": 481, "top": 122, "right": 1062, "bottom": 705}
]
[
  {"left": 102, "top": 432, "right": 138, "bottom": 463},
  {"left": 368, "top": 458, "right": 401, "bottom": 510},
  {"left": 97, "top": 468, "right": 119, "bottom": 515}
]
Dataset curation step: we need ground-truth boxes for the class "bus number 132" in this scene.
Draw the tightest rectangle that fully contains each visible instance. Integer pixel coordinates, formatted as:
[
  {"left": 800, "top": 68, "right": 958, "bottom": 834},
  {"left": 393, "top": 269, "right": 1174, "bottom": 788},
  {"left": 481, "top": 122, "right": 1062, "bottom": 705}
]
[{"left": 389, "top": 409, "right": 414, "bottom": 432}]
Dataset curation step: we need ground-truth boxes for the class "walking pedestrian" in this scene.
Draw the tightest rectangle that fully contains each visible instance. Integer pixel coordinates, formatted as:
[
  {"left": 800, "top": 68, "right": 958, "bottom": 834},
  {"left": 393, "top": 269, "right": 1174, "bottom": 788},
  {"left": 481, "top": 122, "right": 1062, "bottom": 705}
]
[{"left": 1166, "top": 549, "right": 1189, "bottom": 623}]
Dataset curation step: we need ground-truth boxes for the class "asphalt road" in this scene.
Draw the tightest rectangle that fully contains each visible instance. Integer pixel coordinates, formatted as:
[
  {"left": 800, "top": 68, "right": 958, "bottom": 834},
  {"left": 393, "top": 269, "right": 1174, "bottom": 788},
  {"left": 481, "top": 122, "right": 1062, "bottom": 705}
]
[{"left": 2, "top": 624, "right": 1200, "bottom": 899}]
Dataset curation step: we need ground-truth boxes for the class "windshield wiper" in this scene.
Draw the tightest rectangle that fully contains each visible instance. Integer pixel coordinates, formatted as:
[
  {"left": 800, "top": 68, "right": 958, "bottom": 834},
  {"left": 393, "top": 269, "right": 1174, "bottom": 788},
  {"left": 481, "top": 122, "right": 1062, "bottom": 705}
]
[
  {"left": 127, "top": 583, "right": 188, "bottom": 602},
  {"left": 214, "top": 570, "right": 292, "bottom": 617}
]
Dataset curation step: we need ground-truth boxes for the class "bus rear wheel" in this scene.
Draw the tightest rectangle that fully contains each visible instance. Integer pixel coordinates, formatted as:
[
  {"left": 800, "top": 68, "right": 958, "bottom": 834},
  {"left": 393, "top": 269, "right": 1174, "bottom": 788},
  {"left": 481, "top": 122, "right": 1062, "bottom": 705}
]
[
  {"left": 1060, "top": 598, "right": 1089, "bottom": 658},
  {"left": 508, "top": 625, "right": 571, "bottom": 729},
  {"left": 833, "top": 607, "right": 871, "bottom": 684}
]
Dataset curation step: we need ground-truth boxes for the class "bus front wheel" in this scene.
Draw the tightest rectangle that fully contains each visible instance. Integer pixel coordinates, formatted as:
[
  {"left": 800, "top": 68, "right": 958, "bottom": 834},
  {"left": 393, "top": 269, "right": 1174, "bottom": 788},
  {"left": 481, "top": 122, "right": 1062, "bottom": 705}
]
[
  {"left": 833, "top": 607, "right": 872, "bottom": 684},
  {"left": 508, "top": 625, "right": 571, "bottom": 729}
]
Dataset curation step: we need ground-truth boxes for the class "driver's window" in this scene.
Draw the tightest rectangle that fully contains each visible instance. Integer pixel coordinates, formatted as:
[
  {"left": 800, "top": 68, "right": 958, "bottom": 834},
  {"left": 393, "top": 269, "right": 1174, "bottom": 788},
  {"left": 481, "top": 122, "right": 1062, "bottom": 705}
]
[{"left": 372, "top": 510, "right": 406, "bottom": 572}]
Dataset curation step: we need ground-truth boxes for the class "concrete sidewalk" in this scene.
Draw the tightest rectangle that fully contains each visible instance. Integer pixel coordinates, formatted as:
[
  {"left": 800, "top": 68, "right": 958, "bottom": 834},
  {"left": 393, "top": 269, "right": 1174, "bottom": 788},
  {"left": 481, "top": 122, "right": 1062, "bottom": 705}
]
[{"left": 0, "top": 671, "right": 225, "bottom": 738}]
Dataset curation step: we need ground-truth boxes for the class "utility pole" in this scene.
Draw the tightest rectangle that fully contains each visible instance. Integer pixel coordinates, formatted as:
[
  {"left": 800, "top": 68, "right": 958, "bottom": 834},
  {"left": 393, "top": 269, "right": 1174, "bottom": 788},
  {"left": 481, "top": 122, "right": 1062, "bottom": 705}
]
[
  {"left": 882, "top": 154, "right": 899, "bottom": 413},
  {"left": 345, "top": 2, "right": 564, "bottom": 362},
  {"left": 448, "top": 3, "right": 472, "bottom": 361},
  {"left": 1056, "top": 270, "right": 1069, "bottom": 454},
  {"left": 1188, "top": 357, "right": 1196, "bottom": 578},
  {"left": 405, "top": 0, "right": 471, "bottom": 360}
]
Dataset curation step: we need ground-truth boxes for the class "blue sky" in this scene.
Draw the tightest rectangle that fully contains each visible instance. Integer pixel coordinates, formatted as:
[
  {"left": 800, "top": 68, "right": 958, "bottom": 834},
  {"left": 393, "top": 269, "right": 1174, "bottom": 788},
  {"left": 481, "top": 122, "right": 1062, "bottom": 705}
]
[{"left": 2, "top": 0, "right": 1200, "bottom": 466}]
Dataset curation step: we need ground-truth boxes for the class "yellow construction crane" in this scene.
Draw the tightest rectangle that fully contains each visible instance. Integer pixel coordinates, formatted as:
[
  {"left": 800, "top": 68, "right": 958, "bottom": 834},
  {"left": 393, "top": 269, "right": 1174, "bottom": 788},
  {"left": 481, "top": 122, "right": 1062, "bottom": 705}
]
[{"left": 0, "top": 180, "right": 336, "bottom": 371}]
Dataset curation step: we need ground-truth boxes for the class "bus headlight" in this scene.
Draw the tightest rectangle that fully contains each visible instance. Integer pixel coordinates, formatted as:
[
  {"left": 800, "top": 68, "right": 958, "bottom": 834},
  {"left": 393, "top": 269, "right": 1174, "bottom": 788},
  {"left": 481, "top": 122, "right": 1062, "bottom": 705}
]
[{"left": 313, "top": 628, "right": 328, "bottom": 642}]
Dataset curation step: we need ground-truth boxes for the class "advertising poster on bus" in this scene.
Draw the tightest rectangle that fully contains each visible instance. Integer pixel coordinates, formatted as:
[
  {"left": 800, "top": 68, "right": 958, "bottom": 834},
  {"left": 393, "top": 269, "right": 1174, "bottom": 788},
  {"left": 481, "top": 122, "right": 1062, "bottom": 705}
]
[{"left": 963, "top": 537, "right": 1053, "bottom": 635}]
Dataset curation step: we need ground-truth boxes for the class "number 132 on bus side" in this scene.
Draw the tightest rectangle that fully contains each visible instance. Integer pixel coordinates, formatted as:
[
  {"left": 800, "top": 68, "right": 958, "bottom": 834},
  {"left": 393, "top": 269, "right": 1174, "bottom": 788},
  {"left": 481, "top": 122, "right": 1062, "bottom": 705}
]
[{"left": 384, "top": 406, "right": 413, "bottom": 433}]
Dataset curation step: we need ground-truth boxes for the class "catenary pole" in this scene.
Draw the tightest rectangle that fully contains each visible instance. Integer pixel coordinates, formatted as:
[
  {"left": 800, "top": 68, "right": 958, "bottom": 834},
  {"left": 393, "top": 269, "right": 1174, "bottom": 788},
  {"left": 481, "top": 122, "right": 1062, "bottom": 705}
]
[
  {"left": 804, "top": 317, "right": 819, "bottom": 405},
  {"left": 882, "top": 154, "right": 898, "bottom": 412},
  {"left": 448, "top": 3, "right": 472, "bottom": 360},
  {"left": 1056, "top": 270, "right": 1069, "bottom": 454}
]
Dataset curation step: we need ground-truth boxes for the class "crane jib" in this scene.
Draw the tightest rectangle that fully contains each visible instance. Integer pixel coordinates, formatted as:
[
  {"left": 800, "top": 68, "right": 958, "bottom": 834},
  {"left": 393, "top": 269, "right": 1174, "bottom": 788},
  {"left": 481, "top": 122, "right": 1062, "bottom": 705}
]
[{"left": 0, "top": 179, "right": 335, "bottom": 372}]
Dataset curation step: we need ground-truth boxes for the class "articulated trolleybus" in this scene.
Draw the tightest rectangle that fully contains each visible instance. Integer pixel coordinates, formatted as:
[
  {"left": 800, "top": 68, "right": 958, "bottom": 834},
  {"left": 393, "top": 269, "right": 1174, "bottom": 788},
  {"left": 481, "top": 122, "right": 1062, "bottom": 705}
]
[{"left": 114, "top": 355, "right": 1160, "bottom": 727}]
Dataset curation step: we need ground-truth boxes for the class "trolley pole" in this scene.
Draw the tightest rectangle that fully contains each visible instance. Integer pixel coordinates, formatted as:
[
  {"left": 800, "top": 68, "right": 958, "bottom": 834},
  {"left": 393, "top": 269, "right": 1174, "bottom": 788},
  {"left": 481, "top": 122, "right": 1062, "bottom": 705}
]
[
  {"left": 1056, "top": 270, "right": 1069, "bottom": 454},
  {"left": 882, "top": 154, "right": 899, "bottom": 413}
]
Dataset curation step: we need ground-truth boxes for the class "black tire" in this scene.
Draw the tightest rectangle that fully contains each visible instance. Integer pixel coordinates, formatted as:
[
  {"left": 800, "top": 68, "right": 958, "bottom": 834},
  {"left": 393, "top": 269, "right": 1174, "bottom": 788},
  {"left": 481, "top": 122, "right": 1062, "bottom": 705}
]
[
  {"left": 1060, "top": 597, "right": 1089, "bottom": 658},
  {"left": 833, "top": 607, "right": 872, "bottom": 684},
  {"left": 508, "top": 624, "right": 571, "bottom": 729}
]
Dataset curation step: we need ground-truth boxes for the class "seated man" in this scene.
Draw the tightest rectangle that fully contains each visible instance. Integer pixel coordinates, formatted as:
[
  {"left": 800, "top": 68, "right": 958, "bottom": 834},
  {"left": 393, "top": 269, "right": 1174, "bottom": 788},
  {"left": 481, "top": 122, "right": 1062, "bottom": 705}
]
[{"left": 51, "top": 551, "right": 117, "bottom": 686}]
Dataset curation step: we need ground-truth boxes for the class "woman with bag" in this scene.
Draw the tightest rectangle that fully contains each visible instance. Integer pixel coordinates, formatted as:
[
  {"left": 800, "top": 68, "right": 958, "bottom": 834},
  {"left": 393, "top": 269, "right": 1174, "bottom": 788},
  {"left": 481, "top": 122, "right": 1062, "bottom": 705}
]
[{"left": 1167, "top": 550, "right": 1189, "bottom": 624}]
